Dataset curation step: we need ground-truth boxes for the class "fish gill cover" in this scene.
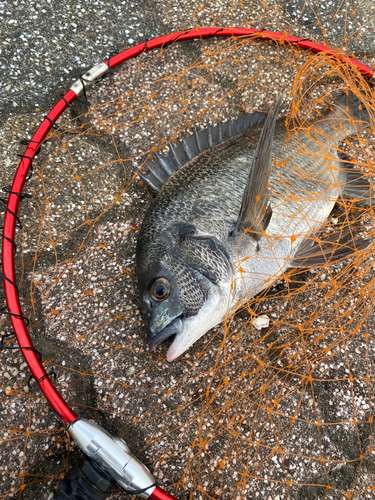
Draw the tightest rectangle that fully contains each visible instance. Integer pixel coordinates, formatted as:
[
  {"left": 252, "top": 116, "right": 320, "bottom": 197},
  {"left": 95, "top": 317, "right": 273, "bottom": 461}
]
[{"left": 1, "top": 2, "right": 375, "bottom": 500}]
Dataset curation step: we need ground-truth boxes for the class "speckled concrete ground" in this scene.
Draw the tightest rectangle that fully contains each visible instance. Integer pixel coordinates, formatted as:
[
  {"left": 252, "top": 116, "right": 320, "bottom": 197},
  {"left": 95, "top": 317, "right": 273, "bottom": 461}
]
[{"left": 1, "top": 1, "right": 375, "bottom": 500}]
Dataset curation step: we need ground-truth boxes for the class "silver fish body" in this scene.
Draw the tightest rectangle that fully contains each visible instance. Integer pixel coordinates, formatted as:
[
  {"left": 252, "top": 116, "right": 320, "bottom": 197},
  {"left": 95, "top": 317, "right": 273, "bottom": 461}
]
[{"left": 136, "top": 91, "right": 371, "bottom": 361}]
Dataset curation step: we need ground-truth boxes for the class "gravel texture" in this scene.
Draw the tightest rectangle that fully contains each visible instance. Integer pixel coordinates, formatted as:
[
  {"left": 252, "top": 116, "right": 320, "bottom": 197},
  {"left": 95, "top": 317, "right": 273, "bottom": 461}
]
[{"left": 0, "top": 0, "right": 159, "bottom": 126}]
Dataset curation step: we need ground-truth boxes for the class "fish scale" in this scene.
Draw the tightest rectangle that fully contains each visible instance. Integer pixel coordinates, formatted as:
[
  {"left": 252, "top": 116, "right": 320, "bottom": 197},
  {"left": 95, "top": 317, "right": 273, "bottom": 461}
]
[
  {"left": 139, "top": 129, "right": 264, "bottom": 251},
  {"left": 136, "top": 90, "right": 372, "bottom": 361}
]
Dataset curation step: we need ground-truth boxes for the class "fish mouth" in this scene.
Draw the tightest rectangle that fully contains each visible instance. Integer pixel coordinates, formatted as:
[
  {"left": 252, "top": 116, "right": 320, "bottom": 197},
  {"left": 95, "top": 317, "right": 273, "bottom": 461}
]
[{"left": 148, "top": 316, "right": 183, "bottom": 352}]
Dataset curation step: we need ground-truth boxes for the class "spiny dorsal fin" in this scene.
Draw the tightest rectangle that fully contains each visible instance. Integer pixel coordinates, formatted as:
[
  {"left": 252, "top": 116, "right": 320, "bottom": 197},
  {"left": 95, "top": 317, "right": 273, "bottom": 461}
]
[
  {"left": 139, "top": 111, "right": 267, "bottom": 192},
  {"left": 233, "top": 95, "right": 284, "bottom": 237}
]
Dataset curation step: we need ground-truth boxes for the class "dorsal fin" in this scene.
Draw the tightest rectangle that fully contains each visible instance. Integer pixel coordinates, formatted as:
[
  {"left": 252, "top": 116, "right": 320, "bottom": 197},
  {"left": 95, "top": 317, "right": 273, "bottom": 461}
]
[
  {"left": 233, "top": 95, "right": 284, "bottom": 237},
  {"left": 139, "top": 111, "right": 267, "bottom": 192}
]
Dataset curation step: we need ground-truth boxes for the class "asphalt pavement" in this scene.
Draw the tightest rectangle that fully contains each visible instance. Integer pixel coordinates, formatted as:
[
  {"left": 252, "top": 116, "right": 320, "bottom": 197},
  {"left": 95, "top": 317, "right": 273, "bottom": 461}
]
[{"left": 1, "top": 1, "right": 375, "bottom": 500}]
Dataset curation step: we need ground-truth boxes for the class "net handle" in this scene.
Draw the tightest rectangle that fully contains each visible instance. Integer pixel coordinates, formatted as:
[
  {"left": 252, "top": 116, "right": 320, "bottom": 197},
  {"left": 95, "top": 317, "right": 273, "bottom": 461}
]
[
  {"left": 2, "top": 27, "right": 374, "bottom": 425},
  {"left": 150, "top": 486, "right": 181, "bottom": 500}
]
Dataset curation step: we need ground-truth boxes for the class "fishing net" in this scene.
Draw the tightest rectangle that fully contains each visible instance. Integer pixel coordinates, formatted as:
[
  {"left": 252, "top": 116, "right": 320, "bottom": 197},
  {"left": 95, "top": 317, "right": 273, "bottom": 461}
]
[{"left": 1, "top": 2, "right": 375, "bottom": 499}]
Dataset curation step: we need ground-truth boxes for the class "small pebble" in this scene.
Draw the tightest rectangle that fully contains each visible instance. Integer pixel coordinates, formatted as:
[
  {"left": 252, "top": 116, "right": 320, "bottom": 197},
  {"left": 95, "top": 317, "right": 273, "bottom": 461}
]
[
  {"left": 252, "top": 315, "right": 270, "bottom": 330},
  {"left": 126, "top": 366, "right": 135, "bottom": 376}
]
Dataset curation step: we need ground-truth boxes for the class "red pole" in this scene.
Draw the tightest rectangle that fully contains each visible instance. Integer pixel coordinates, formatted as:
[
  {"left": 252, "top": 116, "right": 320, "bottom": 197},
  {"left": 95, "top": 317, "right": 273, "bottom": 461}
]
[{"left": 150, "top": 486, "right": 180, "bottom": 500}]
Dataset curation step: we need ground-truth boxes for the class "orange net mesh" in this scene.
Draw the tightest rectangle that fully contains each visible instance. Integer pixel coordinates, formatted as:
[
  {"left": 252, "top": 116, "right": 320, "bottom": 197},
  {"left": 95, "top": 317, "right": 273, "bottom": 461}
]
[{"left": 1, "top": 3, "right": 375, "bottom": 500}]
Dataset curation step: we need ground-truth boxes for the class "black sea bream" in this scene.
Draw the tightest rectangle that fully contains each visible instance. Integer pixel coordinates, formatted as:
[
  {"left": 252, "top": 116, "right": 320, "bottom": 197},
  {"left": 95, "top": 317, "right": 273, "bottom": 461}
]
[{"left": 136, "top": 90, "right": 372, "bottom": 361}]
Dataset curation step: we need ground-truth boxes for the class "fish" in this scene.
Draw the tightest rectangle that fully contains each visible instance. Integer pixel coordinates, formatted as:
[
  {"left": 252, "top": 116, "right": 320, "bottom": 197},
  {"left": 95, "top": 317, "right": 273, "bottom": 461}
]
[{"left": 136, "top": 89, "right": 372, "bottom": 361}]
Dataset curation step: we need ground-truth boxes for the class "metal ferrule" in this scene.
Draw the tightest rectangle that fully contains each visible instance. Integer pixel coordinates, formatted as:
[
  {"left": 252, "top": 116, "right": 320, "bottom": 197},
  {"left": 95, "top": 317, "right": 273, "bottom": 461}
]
[
  {"left": 70, "top": 62, "right": 109, "bottom": 97},
  {"left": 68, "top": 418, "right": 156, "bottom": 499}
]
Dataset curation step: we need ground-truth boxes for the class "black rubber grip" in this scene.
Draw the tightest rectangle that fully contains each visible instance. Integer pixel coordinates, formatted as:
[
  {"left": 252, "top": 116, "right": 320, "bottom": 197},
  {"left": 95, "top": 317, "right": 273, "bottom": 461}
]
[{"left": 53, "top": 455, "right": 116, "bottom": 500}]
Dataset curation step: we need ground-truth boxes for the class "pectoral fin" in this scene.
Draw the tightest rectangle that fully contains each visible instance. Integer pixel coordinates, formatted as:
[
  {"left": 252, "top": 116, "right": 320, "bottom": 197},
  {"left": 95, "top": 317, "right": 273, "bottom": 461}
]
[{"left": 233, "top": 95, "right": 284, "bottom": 238}]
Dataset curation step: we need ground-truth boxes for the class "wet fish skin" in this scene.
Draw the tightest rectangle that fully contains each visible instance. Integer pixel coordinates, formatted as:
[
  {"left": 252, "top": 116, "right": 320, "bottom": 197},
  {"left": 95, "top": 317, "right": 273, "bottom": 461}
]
[{"left": 136, "top": 90, "right": 371, "bottom": 361}]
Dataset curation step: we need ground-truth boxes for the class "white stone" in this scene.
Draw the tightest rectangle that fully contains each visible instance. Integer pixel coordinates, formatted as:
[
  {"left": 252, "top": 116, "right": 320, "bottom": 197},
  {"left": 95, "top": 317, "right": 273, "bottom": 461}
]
[
  {"left": 252, "top": 315, "right": 270, "bottom": 330},
  {"left": 127, "top": 366, "right": 135, "bottom": 376}
]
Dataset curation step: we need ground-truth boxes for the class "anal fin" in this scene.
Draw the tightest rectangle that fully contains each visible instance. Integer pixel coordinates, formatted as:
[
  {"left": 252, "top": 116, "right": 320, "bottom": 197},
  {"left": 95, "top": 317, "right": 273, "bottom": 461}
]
[
  {"left": 338, "top": 152, "right": 372, "bottom": 205},
  {"left": 290, "top": 229, "right": 371, "bottom": 268},
  {"left": 342, "top": 170, "right": 372, "bottom": 205}
]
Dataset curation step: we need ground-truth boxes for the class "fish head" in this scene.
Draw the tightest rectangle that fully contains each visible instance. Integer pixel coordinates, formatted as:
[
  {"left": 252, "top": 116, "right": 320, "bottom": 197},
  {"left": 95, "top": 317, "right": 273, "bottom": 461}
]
[
  {"left": 137, "top": 259, "right": 185, "bottom": 350},
  {"left": 136, "top": 228, "right": 233, "bottom": 361}
]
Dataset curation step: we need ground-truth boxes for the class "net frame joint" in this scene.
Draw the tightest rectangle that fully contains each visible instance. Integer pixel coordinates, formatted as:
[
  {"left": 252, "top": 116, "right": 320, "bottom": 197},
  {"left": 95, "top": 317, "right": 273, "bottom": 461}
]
[
  {"left": 70, "top": 62, "right": 109, "bottom": 97},
  {"left": 68, "top": 418, "right": 157, "bottom": 499}
]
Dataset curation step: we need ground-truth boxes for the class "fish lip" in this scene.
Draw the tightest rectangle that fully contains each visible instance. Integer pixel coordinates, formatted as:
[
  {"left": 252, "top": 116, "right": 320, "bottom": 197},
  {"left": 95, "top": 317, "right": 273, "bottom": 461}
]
[{"left": 148, "top": 316, "right": 183, "bottom": 352}]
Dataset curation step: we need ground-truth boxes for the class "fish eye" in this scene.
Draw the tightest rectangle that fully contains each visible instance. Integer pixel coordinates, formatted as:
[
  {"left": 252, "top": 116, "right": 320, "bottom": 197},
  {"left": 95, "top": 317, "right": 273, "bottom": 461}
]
[{"left": 149, "top": 277, "right": 171, "bottom": 301}]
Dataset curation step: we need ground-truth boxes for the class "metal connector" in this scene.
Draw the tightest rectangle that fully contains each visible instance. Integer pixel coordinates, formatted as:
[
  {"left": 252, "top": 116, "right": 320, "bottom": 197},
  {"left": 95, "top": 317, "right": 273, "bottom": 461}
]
[
  {"left": 68, "top": 418, "right": 156, "bottom": 499},
  {"left": 70, "top": 63, "right": 109, "bottom": 97}
]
